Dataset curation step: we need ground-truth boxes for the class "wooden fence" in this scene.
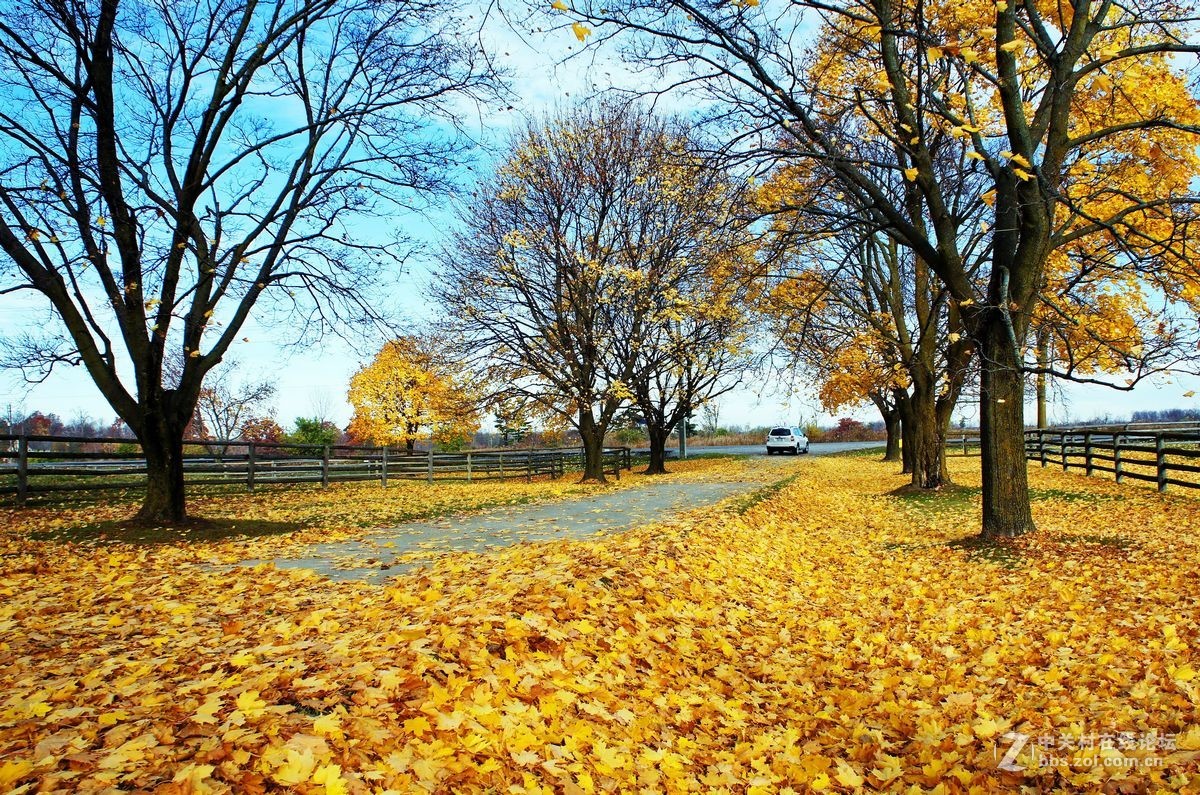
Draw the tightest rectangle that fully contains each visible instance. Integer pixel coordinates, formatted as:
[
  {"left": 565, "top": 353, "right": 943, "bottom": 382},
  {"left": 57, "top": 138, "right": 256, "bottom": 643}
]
[
  {"left": 0, "top": 434, "right": 633, "bottom": 505},
  {"left": 946, "top": 432, "right": 980, "bottom": 455},
  {"left": 1024, "top": 425, "right": 1200, "bottom": 492}
]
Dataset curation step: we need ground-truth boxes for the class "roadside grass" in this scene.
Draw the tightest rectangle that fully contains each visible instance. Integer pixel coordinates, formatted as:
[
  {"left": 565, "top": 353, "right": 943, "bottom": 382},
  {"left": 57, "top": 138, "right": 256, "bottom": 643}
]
[
  {"left": 888, "top": 482, "right": 979, "bottom": 512},
  {"left": 0, "top": 480, "right": 146, "bottom": 509},
  {"left": 826, "top": 445, "right": 888, "bottom": 459},
  {"left": 1030, "top": 486, "right": 1120, "bottom": 504},
  {"left": 2, "top": 471, "right": 570, "bottom": 510},
  {"left": 29, "top": 517, "right": 310, "bottom": 545},
  {"left": 869, "top": 455, "right": 1174, "bottom": 568},
  {"left": 682, "top": 452, "right": 752, "bottom": 461}
]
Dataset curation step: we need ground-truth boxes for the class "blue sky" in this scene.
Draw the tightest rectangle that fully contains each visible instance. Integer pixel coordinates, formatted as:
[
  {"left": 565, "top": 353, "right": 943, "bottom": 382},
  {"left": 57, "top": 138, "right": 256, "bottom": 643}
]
[{"left": 2, "top": 12, "right": 1198, "bottom": 432}]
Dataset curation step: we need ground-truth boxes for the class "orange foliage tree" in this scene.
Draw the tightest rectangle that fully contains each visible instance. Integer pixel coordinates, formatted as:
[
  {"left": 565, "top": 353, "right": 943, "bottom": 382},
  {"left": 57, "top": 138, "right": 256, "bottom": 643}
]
[{"left": 757, "top": 193, "right": 976, "bottom": 487}]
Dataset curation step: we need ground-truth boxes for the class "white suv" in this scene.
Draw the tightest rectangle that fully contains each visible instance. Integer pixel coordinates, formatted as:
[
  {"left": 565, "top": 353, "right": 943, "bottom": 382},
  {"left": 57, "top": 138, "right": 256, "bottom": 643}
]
[{"left": 766, "top": 426, "right": 809, "bottom": 455}]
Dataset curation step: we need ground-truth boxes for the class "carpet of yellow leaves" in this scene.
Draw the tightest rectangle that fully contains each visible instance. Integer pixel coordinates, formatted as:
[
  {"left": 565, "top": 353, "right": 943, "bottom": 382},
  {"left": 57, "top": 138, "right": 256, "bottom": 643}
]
[{"left": 1, "top": 454, "right": 1198, "bottom": 793}]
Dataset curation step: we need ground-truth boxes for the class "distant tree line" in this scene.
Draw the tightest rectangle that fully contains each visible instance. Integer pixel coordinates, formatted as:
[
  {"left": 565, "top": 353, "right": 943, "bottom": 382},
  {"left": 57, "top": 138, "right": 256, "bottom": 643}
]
[
  {"left": 0, "top": 409, "right": 133, "bottom": 440},
  {"left": 1129, "top": 409, "right": 1200, "bottom": 424},
  {"left": 0, "top": 405, "right": 322, "bottom": 450}
]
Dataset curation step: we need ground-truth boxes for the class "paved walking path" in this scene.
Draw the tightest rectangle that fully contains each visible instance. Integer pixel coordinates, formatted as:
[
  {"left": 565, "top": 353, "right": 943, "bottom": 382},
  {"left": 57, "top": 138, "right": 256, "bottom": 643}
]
[{"left": 243, "top": 442, "right": 879, "bottom": 583}]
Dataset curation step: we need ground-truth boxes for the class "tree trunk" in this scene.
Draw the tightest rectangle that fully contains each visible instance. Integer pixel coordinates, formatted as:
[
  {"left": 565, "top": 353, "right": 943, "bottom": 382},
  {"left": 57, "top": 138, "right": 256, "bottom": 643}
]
[
  {"left": 978, "top": 315, "right": 1036, "bottom": 538},
  {"left": 901, "top": 380, "right": 949, "bottom": 489},
  {"left": 870, "top": 393, "right": 902, "bottom": 464},
  {"left": 578, "top": 410, "right": 608, "bottom": 483},
  {"left": 644, "top": 425, "right": 670, "bottom": 475},
  {"left": 883, "top": 409, "right": 901, "bottom": 462},
  {"left": 899, "top": 396, "right": 914, "bottom": 475},
  {"left": 1035, "top": 328, "right": 1049, "bottom": 429},
  {"left": 135, "top": 421, "right": 187, "bottom": 523}
]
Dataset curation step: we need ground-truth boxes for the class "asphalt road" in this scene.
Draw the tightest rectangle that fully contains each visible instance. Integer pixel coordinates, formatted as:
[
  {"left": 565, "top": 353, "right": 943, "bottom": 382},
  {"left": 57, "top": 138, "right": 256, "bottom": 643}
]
[{"left": 684, "top": 441, "right": 883, "bottom": 457}]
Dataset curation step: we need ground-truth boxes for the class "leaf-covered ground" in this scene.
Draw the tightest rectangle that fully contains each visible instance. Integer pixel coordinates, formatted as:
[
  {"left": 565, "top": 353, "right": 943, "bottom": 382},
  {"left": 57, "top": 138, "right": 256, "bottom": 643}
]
[
  {"left": 3, "top": 457, "right": 743, "bottom": 559},
  {"left": 2, "top": 454, "right": 1198, "bottom": 793}
]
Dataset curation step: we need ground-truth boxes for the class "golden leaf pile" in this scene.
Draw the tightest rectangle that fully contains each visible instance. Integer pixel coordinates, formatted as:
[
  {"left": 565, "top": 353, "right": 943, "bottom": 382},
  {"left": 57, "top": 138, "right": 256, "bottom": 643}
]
[{"left": 1, "top": 455, "right": 1197, "bottom": 792}]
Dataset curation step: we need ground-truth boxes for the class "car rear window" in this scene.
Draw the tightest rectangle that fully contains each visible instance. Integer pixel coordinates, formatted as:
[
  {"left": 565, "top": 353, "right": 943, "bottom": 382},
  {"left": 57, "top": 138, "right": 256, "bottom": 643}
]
[{"left": 770, "top": 428, "right": 791, "bottom": 436}]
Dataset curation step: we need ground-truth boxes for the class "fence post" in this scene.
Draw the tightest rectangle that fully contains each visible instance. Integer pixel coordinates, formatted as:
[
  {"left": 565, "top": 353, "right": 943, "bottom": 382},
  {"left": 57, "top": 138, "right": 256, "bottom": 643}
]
[
  {"left": 427, "top": 449, "right": 434, "bottom": 483},
  {"left": 466, "top": 451, "right": 472, "bottom": 482},
  {"left": 16, "top": 432, "right": 29, "bottom": 507},
  {"left": 321, "top": 445, "right": 330, "bottom": 488},
  {"left": 625, "top": 447, "right": 631, "bottom": 470},
  {"left": 247, "top": 443, "right": 256, "bottom": 492},
  {"left": 381, "top": 447, "right": 389, "bottom": 488},
  {"left": 962, "top": 434, "right": 968, "bottom": 456},
  {"left": 1157, "top": 435, "right": 1167, "bottom": 493},
  {"left": 1040, "top": 430, "right": 1047, "bottom": 467},
  {"left": 1061, "top": 433, "right": 1069, "bottom": 472},
  {"left": 527, "top": 450, "right": 533, "bottom": 482},
  {"left": 1084, "top": 432, "right": 1093, "bottom": 477},
  {"left": 499, "top": 453, "right": 504, "bottom": 479},
  {"left": 1114, "top": 435, "right": 1124, "bottom": 484}
]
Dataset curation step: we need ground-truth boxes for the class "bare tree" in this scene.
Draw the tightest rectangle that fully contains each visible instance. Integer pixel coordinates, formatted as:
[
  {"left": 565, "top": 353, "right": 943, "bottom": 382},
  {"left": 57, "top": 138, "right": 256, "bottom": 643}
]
[
  {"left": 309, "top": 390, "right": 335, "bottom": 428},
  {"left": 195, "top": 362, "right": 276, "bottom": 450},
  {"left": 436, "top": 102, "right": 749, "bottom": 480},
  {"left": 0, "top": 0, "right": 499, "bottom": 521},
  {"left": 631, "top": 278, "right": 757, "bottom": 474},
  {"left": 700, "top": 401, "right": 721, "bottom": 437}
]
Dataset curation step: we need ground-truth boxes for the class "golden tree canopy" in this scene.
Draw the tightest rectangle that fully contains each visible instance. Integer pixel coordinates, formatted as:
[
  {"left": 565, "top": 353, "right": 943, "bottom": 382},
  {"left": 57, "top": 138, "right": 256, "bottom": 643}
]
[{"left": 347, "top": 338, "right": 480, "bottom": 448}]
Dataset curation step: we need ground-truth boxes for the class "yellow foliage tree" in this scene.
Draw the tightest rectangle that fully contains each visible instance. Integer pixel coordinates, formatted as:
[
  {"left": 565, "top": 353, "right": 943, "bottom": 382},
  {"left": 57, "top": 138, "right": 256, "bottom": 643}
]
[
  {"left": 347, "top": 338, "right": 480, "bottom": 451},
  {"left": 573, "top": 0, "right": 1200, "bottom": 535},
  {"left": 757, "top": 203, "right": 974, "bottom": 487}
]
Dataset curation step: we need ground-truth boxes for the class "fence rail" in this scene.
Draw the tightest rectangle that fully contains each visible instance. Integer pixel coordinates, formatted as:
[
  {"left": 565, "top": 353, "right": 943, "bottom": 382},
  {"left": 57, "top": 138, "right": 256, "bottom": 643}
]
[
  {"left": 1024, "top": 427, "right": 1200, "bottom": 492},
  {"left": 946, "top": 433, "right": 980, "bottom": 455},
  {"left": 0, "top": 434, "right": 633, "bottom": 505}
]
